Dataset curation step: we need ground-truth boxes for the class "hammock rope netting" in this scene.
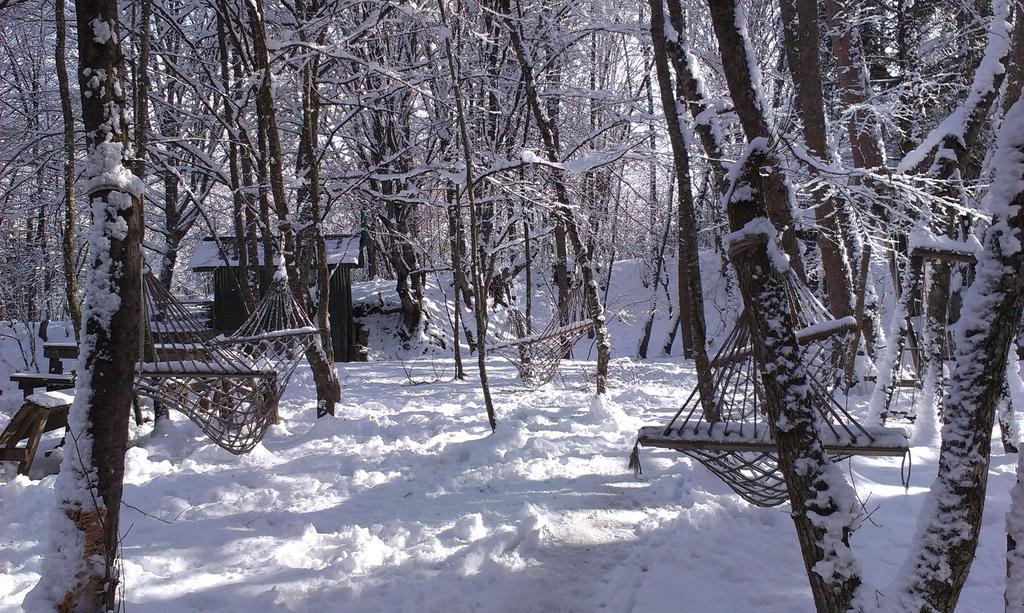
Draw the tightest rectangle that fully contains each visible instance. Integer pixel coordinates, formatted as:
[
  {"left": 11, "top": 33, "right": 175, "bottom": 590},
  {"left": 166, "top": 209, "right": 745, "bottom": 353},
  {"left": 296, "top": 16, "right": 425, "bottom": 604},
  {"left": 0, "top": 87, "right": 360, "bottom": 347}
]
[
  {"left": 137, "top": 272, "right": 317, "bottom": 453},
  {"left": 876, "top": 252, "right": 960, "bottom": 425},
  {"left": 492, "top": 284, "right": 596, "bottom": 386},
  {"left": 636, "top": 271, "right": 909, "bottom": 507}
]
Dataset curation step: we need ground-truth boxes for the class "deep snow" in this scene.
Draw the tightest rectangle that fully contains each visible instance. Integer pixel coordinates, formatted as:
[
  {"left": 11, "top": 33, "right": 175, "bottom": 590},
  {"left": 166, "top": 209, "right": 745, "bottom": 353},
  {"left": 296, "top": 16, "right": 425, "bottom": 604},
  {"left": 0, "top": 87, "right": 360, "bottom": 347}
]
[{"left": 0, "top": 260, "right": 1015, "bottom": 611}]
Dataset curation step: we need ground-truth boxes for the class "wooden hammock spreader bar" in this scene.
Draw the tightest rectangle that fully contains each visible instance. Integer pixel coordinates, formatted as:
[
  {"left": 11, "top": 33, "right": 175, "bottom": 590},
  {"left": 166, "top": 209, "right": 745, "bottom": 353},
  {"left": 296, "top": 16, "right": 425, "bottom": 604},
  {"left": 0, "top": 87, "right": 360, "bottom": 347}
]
[
  {"left": 490, "top": 318, "right": 596, "bottom": 351},
  {"left": 908, "top": 245, "right": 978, "bottom": 265},
  {"left": 219, "top": 327, "right": 318, "bottom": 345},
  {"left": 637, "top": 426, "right": 909, "bottom": 457},
  {"left": 710, "top": 316, "right": 858, "bottom": 367},
  {"left": 138, "top": 361, "right": 277, "bottom": 379}
]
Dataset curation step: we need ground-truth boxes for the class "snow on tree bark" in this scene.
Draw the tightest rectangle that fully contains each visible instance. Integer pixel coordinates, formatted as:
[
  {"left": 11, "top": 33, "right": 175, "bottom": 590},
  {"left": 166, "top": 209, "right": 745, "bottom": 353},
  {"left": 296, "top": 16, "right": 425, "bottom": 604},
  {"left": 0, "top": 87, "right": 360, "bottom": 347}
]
[
  {"left": 900, "top": 94, "right": 1024, "bottom": 612},
  {"left": 708, "top": 2, "right": 863, "bottom": 608},
  {"left": 707, "top": 0, "right": 806, "bottom": 283},
  {"left": 723, "top": 141, "right": 863, "bottom": 613},
  {"left": 648, "top": 0, "right": 714, "bottom": 415},
  {"left": 25, "top": 0, "right": 144, "bottom": 609}
]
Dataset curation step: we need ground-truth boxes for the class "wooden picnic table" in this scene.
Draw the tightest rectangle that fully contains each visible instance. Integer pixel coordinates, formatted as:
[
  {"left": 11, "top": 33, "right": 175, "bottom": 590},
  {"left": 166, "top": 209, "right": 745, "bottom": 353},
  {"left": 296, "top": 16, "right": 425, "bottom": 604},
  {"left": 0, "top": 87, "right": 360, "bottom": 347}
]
[
  {"left": 22, "top": 341, "right": 206, "bottom": 400},
  {"left": 9, "top": 372, "right": 75, "bottom": 398}
]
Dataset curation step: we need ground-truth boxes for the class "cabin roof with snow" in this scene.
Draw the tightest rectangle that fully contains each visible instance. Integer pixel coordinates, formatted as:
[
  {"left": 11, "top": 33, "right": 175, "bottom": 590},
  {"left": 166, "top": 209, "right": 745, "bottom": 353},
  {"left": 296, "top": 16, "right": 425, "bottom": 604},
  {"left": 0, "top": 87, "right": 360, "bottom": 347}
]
[{"left": 189, "top": 234, "right": 362, "bottom": 272}]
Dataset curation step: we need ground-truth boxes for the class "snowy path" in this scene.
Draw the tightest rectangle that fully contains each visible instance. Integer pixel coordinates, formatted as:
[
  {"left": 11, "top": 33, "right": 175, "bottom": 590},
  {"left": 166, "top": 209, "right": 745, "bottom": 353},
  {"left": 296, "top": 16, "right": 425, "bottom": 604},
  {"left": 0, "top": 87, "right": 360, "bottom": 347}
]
[{"left": 0, "top": 358, "right": 1013, "bottom": 611}]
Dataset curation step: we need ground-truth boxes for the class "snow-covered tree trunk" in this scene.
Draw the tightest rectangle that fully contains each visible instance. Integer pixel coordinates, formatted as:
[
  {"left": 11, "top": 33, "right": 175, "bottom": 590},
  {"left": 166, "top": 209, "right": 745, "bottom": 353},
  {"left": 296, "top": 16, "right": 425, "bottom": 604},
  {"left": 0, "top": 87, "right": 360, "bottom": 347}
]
[
  {"left": 724, "top": 145, "right": 863, "bottom": 613},
  {"left": 708, "top": 3, "right": 863, "bottom": 609},
  {"left": 661, "top": 0, "right": 734, "bottom": 294},
  {"left": 706, "top": 0, "right": 805, "bottom": 283},
  {"left": 662, "top": 0, "right": 727, "bottom": 186},
  {"left": 25, "top": 0, "right": 144, "bottom": 608},
  {"left": 900, "top": 94, "right": 1024, "bottom": 613},
  {"left": 898, "top": 0, "right": 1014, "bottom": 435}
]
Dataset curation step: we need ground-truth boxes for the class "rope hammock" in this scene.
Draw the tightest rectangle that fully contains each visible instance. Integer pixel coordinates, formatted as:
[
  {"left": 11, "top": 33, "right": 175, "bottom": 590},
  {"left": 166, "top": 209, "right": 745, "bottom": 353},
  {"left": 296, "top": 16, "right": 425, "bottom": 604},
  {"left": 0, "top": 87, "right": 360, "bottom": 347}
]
[
  {"left": 491, "top": 284, "right": 596, "bottom": 386},
  {"left": 634, "top": 272, "right": 909, "bottom": 507},
  {"left": 136, "top": 272, "right": 317, "bottom": 454},
  {"left": 874, "top": 243, "right": 971, "bottom": 424}
]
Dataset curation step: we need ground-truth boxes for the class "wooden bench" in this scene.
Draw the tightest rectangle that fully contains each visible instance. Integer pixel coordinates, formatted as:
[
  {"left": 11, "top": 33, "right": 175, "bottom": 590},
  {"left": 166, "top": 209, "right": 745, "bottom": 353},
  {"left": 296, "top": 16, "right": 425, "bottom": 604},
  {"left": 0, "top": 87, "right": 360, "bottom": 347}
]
[
  {"left": 0, "top": 391, "right": 73, "bottom": 475},
  {"left": 43, "top": 341, "right": 78, "bottom": 374},
  {"left": 10, "top": 372, "right": 75, "bottom": 399}
]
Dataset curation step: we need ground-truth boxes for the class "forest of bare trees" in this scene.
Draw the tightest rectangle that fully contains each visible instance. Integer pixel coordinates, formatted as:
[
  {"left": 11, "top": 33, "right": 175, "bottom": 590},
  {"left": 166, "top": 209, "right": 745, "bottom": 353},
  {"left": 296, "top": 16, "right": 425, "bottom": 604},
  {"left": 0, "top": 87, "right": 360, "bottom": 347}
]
[{"left": 1, "top": 0, "right": 1024, "bottom": 610}]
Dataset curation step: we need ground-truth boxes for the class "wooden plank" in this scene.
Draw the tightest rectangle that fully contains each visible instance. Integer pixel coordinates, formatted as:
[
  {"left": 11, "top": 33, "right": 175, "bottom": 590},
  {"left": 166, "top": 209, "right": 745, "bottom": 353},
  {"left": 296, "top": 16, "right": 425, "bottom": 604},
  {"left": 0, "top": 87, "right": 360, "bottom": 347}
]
[
  {"left": 0, "top": 405, "right": 35, "bottom": 447},
  {"left": 44, "top": 408, "right": 69, "bottom": 432},
  {"left": 909, "top": 246, "right": 977, "bottom": 264},
  {"left": 10, "top": 372, "right": 75, "bottom": 383},
  {"left": 18, "top": 408, "right": 49, "bottom": 475},
  {"left": 0, "top": 448, "right": 27, "bottom": 462},
  {"left": 711, "top": 319, "right": 858, "bottom": 367},
  {"left": 138, "top": 365, "right": 276, "bottom": 379},
  {"left": 11, "top": 373, "right": 75, "bottom": 398},
  {"left": 43, "top": 342, "right": 78, "bottom": 358},
  {"left": 638, "top": 434, "right": 908, "bottom": 457}
]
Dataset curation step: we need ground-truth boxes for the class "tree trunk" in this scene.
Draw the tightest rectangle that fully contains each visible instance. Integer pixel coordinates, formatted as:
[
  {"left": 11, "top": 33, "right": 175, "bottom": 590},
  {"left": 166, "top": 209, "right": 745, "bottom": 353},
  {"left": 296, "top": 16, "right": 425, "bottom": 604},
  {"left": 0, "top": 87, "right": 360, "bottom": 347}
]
[
  {"left": 439, "top": 0, "right": 496, "bottom": 429},
  {"left": 27, "top": 1, "right": 144, "bottom": 608},
  {"left": 649, "top": 0, "right": 714, "bottom": 413},
  {"left": 446, "top": 190, "right": 466, "bottom": 380},
  {"left": 132, "top": 0, "right": 151, "bottom": 181},
  {"left": 823, "top": 0, "right": 891, "bottom": 356},
  {"left": 902, "top": 0, "right": 1014, "bottom": 433},
  {"left": 705, "top": 1, "right": 805, "bottom": 281},
  {"left": 55, "top": 0, "right": 81, "bottom": 340},
  {"left": 708, "top": 3, "right": 862, "bottom": 610},
  {"left": 780, "top": 0, "right": 856, "bottom": 324},
  {"left": 900, "top": 95, "right": 1024, "bottom": 613},
  {"left": 217, "top": 12, "right": 257, "bottom": 312}
]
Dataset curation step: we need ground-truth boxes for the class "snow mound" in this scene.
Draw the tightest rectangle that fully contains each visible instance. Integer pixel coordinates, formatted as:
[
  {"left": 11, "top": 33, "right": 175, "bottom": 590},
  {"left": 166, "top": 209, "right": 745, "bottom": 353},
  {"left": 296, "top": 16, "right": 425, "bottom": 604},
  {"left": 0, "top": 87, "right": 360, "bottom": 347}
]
[{"left": 578, "top": 394, "right": 632, "bottom": 433}]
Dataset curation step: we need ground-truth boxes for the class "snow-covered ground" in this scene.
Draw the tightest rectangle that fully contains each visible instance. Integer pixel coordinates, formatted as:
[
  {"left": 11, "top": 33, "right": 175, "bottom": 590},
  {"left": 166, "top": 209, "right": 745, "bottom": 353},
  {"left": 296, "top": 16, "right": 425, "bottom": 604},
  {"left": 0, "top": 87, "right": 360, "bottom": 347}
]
[
  {"left": 0, "top": 261, "right": 1014, "bottom": 611},
  {"left": 0, "top": 356, "right": 1014, "bottom": 611}
]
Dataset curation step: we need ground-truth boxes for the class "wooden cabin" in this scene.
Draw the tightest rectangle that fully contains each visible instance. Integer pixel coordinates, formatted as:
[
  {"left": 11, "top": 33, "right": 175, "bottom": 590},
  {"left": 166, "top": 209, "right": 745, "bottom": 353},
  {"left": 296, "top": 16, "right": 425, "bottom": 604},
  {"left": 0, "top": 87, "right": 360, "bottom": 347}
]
[{"left": 189, "top": 235, "right": 364, "bottom": 362}]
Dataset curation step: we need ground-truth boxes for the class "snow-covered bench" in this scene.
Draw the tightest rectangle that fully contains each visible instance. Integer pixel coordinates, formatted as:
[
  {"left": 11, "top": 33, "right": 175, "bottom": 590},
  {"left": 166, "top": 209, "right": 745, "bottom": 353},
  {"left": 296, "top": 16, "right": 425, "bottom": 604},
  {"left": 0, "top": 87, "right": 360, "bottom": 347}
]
[{"left": 0, "top": 391, "right": 74, "bottom": 475}]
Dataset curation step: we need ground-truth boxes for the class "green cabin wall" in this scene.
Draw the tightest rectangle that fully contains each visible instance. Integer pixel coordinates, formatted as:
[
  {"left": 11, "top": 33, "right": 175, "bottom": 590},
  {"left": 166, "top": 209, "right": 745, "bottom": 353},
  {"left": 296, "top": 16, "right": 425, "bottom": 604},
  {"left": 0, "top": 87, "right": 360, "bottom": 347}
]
[
  {"left": 212, "top": 267, "right": 248, "bottom": 333},
  {"left": 210, "top": 266, "right": 356, "bottom": 362}
]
